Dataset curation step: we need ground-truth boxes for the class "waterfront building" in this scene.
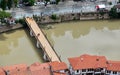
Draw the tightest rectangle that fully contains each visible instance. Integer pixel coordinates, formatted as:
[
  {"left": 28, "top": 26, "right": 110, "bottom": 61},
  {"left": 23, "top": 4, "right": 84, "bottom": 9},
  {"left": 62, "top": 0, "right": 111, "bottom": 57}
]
[
  {"left": 29, "top": 62, "right": 51, "bottom": 75},
  {"left": 0, "top": 68, "right": 5, "bottom": 75},
  {"left": 1, "top": 61, "right": 68, "bottom": 75},
  {"left": 49, "top": 61, "right": 68, "bottom": 75},
  {"left": 68, "top": 54, "right": 107, "bottom": 75},
  {"left": 3, "top": 64, "right": 28, "bottom": 75},
  {"left": 68, "top": 54, "right": 120, "bottom": 75},
  {"left": 106, "top": 61, "right": 120, "bottom": 75}
]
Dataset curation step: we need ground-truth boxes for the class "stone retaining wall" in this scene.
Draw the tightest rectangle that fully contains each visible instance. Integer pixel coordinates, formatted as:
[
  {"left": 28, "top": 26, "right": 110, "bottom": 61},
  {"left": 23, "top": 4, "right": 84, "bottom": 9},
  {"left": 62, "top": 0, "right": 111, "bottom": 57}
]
[{"left": 35, "top": 12, "right": 109, "bottom": 24}]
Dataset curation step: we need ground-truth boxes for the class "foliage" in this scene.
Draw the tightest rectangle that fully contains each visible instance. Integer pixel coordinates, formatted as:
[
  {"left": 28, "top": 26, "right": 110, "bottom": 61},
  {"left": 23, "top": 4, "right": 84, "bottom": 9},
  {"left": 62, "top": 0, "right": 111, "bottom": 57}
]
[
  {"left": 0, "top": 11, "right": 11, "bottom": 19},
  {"left": 99, "top": 10, "right": 105, "bottom": 16},
  {"left": 50, "top": 14, "right": 58, "bottom": 20},
  {"left": 109, "top": 7, "right": 118, "bottom": 18},
  {"left": 29, "top": 0, "right": 35, "bottom": 6},
  {"left": 13, "top": 0, "right": 18, "bottom": 7},
  {"left": 45, "top": 0, "right": 50, "bottom": 2},
  {"left": 108, "top": 2, "right": 112, "bottom": 5},
  {"left": 7, "top": 0, "right": 12, "bottom": 10},
  {"left": 0, "top": 0, "right": 7, "bottom": 10},
  {"left": 23, "top": 0, "right": 35, "bottom": 6},
  {"left": 18, "top": 18, "right": 27, "bottom": 27},
  {"left": 0, "top": 0, "right": 19, "bottom": 10},
  {"left": 56, "top": 0, "right": 60, "bottom": 4}
]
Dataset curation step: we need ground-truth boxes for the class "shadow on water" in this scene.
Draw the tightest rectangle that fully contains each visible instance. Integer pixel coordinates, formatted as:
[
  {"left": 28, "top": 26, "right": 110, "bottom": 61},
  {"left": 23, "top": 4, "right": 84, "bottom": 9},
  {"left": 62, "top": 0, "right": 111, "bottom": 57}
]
[{"left": 24, "top": 28, "right": 44, "bottom": 62}]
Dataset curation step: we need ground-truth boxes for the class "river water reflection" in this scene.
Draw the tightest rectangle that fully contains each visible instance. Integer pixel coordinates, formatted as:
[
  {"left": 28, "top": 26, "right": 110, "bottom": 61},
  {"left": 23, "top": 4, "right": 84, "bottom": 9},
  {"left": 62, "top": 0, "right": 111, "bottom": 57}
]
[
  {"left": 43, "top": 20, "right": 120, "bottom": 64},
  {"left": 0, "top": 29, "right": 43, "bottom": 66}
]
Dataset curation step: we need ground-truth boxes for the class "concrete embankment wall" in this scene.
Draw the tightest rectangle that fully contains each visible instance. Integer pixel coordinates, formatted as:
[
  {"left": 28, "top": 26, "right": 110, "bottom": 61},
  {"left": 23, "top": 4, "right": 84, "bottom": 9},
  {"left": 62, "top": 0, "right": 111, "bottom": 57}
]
[{"left": 34, "top": 12, "right": 109, "bottom": 24}]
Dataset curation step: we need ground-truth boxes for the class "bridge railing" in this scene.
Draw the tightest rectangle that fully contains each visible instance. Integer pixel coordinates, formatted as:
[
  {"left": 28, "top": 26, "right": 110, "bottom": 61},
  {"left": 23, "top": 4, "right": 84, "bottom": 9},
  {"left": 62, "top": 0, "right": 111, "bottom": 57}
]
[
  {"left": 25, "top": 17, "right": 61, "bottom": 62},
  {"left": 38, "top": 25, "right": 61, "bottom": 62}
]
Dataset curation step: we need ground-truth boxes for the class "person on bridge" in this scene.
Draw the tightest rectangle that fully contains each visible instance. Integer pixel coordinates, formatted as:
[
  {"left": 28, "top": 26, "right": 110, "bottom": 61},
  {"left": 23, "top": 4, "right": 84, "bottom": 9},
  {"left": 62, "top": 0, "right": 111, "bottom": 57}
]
[{"left": 37, "top": 33, "right": 40, "bottom": 37}]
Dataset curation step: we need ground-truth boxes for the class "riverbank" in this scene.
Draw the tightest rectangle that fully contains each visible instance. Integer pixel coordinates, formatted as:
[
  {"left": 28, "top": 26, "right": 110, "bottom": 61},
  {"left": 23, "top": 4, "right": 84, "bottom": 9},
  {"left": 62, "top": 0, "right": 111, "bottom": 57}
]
[{"left": 0, "top": 23, "right": 23, "bottom": 33}]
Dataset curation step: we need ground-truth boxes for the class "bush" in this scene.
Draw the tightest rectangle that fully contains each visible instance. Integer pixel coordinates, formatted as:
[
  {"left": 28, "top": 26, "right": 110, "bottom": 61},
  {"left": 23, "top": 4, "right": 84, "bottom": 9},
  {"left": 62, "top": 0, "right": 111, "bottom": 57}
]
[
  {"left": 109, "top": 7, "right": 118, "bottom": 18},
  {"left": 0, "top": 11, "right": 11, "bottom": 19},
  {"left": 50, "top": 14, "right": 58, "bottom": 20},
  {"left": 19, "top": 18, "right": 27, "bottom": 27},
  {"left": 109, "top": 2, "right": 112, "bottom": 5}
]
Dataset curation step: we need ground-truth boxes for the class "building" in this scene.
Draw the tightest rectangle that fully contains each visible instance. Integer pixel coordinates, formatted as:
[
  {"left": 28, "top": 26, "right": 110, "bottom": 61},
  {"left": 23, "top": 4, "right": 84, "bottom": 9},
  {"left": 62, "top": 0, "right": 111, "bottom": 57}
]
[
  {"left": 49, "top": 61, "right": 68, "bottom": 75},
  {"left": 29, "top": 62, "right": 51, "bottom": 75},
  {"left": 114, "top": 4, "right": 120, "bottom": 13},
  {"left": 68, "top": 54, "right": 107, "bottom": 75},
  {"left": 1, "top": 61, "right": 68, "bottom": 75},
  {"left": 106, "top": 61, "right": 120, "bottom": 75},
  {"left": 0, "top": 68, "right": 5, "bottom": 75},
  {"left": 3, "top": 64, "right": 28, "bottom": 75}
]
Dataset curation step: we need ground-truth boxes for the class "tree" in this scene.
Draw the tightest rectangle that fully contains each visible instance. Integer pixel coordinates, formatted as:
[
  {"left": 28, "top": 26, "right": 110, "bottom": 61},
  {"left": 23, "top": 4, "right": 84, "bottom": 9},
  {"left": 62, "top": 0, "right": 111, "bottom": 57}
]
[
  {"left": 0, "top": 11, "right": 11, "bottom": 19},
  {"left": 29, "top": 0, "right": 35, "bottom": 6},
  {"left": 23, "top": 0, "right": 35, "bottom": 6},
  {"left": 7, "top": 0, "right": 12, "bottom": 10},
  {"left": 109, "top": 7, "right": 118, "bottom": 18},
  {"left": 0, "top": 0, "right": 7, "bottom": 10},
  {"left": 13, "top": 0, "right": 18, "bottom": 7},
  {"left": 56, "top": 0, "right": 60, "bottom": 4}
]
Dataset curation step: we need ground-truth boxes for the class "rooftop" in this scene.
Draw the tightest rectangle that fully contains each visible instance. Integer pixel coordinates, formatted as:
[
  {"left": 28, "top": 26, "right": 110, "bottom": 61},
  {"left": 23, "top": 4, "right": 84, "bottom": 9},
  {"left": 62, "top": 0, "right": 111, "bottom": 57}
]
[
  {"left": 107, "top": 60, "right": 120, "bottom": 71},
  {"left": 49, "top": 61, "right": 68, "bottom": 71},
  {"left": 68, "top": 54, "right": 107, "bottom": 70}
]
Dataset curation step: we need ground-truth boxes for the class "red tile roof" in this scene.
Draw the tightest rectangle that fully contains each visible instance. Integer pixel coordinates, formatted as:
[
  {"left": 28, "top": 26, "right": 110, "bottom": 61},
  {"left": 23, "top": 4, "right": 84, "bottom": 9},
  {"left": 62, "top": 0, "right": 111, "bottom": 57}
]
[
  {"left": 0, "top": 68, "right": 5, "bottom": 75},
  {"left": 68, "top": 54, "right": 107, "bottom": 70},
  {"left": 49, "top": 61, "right": 68, "bottom": 71},
  {"left": 107, "top": 60, "right": 120, "bottom": 71},
  {"left": 53, "top": 72, "right": 67, "bottom": 75},
  {"left": 29, "top": 62, "right": 51, "bottom": 75},
  {"left": 3, "top": 64, "right": 28, "bottom": 75}
]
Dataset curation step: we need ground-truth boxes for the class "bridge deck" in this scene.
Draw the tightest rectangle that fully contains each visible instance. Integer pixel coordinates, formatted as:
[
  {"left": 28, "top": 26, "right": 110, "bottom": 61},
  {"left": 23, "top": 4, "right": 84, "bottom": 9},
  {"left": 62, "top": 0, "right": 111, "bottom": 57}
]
[{"left": 25, "top": 17, "right": 60, "bottom": 62}]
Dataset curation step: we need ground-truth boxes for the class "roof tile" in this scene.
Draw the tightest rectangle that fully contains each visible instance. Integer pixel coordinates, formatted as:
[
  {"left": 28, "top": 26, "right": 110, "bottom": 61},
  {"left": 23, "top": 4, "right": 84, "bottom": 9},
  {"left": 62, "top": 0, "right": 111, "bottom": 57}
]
[
  {"left": 49, "top": 61, "right": 68, "bottom": 71},
  {"left": 68, "top": 54, "right": 107, "bottom": 70}
]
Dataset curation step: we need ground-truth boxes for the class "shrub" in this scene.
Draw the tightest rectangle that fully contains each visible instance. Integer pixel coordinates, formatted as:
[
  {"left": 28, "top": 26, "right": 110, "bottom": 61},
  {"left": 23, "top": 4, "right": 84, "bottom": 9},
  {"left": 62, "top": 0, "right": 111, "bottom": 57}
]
[{"left": 50, "top": 14, "right": 58, "bottom": 20}]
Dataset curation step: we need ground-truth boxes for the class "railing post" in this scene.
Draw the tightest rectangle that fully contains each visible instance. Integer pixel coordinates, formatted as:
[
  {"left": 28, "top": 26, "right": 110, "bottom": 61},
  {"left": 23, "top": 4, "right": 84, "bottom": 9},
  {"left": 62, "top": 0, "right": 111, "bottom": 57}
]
[
  {"left": 36, "top": 40, "right": 40, "bottom": 48},
  {"left": 43, "top": 52, "right": 47, "bottom": 61},
  {"left": 30, "top": 29, "right": 34, "bottom": 37}
]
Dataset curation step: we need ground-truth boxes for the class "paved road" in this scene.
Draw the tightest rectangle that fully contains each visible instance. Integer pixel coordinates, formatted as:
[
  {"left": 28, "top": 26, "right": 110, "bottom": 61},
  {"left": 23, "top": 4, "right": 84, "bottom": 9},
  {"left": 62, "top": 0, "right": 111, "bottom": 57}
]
[{"left": 6, "top": 1, "right": 107, "bottom": 19}]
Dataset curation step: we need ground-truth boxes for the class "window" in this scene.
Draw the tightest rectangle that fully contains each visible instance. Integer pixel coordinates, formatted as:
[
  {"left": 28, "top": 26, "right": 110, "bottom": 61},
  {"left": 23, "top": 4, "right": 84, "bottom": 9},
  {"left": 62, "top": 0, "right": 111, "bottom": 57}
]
[
  {"left": 76, "top": 70, "right": 79, "bottom": 73},
  {"left": 82, "top": 69, "right": 86, "bottom": 72},
  {"left": 113, "top": 71, "right": 117, "bottom": 74},
  {"left": 107, "top": 70, "right": 111, "bottom": 73}
]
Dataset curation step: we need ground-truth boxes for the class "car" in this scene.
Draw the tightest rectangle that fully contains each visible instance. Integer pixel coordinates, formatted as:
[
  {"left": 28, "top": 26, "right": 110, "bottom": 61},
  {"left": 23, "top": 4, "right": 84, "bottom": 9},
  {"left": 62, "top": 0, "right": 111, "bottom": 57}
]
[{"left": 34, "top": 2, "right": 45, "bottom": 6}]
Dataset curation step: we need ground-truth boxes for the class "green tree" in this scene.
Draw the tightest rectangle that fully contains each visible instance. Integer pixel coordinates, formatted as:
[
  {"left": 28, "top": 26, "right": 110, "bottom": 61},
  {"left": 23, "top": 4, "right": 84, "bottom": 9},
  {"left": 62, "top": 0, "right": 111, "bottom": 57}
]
[
  {"left": 50, "top": 14, "right": 58, "bottom": 20},
  {"left": 13, "top": 0, "right": 18, "bottom": 7},
  {"left": 23, "top": 0, "right": 35, "bottom": 6},
  {"left": 0, "top": 11, "right": 11, "bottom": 19},
  {"left": 109, "top": 7, "right": 118, "bottom": 18},
  {"left": 0, "top": 0, "right": 7, "bottom": 10},
  {"left": 56, "top": 0, "right": 60, "bottom": 4},
  {"left": 29, "top": 0, "right": 35, "bottom": 6},
  {"left": 7, "top": 0, "right": 12, "bottom": 10}
]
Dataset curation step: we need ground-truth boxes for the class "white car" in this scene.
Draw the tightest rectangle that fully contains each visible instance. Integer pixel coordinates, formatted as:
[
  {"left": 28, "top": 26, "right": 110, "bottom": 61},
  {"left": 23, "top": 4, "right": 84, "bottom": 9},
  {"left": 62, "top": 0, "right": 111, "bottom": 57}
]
[{"left": 34, "top": 2, "right": 45, "bottom": 6}]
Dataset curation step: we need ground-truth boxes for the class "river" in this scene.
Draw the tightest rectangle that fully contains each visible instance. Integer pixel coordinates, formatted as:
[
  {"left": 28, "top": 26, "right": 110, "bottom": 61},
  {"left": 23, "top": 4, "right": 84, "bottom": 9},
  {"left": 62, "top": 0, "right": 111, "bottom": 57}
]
[
  {"left": 0, "top": 29, "right": 43, "bottom": 66},
  {"left": 0, "top": 20, "right": 120, "bottom": 66},
  {"left": 43, "top": 20, "right": 120, "bottom": 64}
]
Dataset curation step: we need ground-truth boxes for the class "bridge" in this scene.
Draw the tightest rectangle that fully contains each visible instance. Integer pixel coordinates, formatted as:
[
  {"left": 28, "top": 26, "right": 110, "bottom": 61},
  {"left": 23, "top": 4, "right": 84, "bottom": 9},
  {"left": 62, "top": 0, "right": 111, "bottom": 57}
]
[{"left": 25, "top": 17, "right": 61, "bottom": 62}]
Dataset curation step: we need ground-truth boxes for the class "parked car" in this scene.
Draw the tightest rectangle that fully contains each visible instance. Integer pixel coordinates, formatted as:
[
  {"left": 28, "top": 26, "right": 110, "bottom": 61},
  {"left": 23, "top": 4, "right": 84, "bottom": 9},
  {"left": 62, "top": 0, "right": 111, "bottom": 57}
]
[{"left": 34, "top": 2, "right": 45, "bottom": 6}]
